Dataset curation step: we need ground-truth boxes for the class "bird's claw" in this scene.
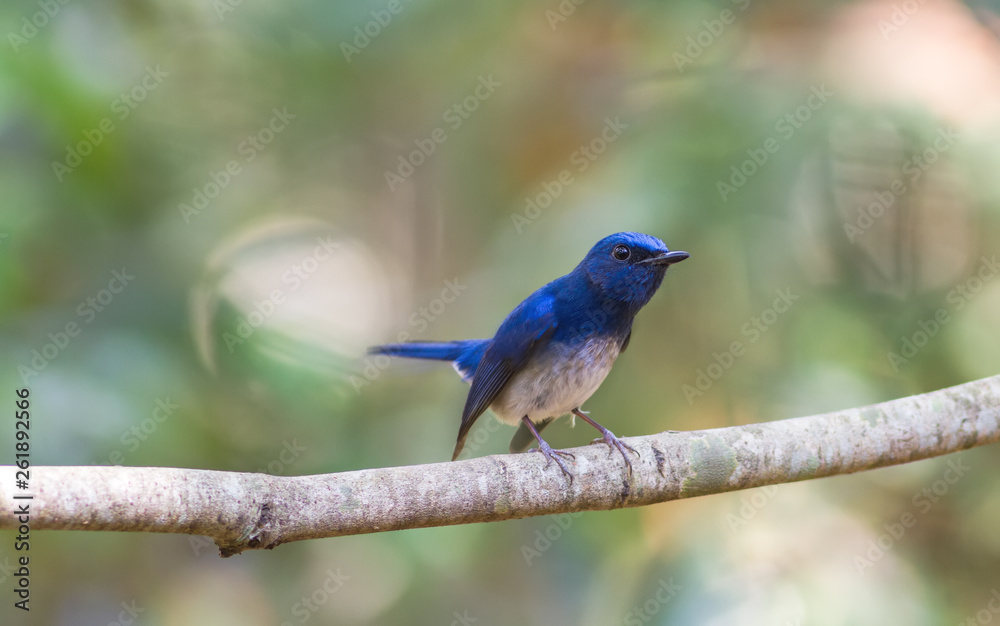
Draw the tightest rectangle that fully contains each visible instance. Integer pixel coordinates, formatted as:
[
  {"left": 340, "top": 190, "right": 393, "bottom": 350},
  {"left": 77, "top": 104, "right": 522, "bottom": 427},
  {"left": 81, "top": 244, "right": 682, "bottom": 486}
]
[
  {"left": 530, "top": 441, "right": 575, "bottom": 480},
  {"left": 590, "top": 431, "right": 639, "bottom": 474}
]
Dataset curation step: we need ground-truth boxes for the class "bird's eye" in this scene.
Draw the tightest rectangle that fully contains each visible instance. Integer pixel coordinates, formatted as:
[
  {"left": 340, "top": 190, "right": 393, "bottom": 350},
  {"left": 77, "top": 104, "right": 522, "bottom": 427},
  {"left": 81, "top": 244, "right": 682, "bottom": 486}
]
[{"left": 612, "top": 244, "right": 631, "bottom": 261}]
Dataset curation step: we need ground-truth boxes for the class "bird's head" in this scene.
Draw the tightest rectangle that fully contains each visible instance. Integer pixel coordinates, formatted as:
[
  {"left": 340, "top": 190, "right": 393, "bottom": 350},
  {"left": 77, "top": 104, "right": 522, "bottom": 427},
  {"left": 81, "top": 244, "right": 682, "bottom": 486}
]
[{"left": 578, "top": 232, "right": 689, "bottom": 311}]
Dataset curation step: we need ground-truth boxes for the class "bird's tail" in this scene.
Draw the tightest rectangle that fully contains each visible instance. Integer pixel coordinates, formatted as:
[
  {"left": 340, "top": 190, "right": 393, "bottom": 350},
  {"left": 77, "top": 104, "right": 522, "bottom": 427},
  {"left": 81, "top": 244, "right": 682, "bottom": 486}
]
[
  {"left": 370, "top": 340, "right": 491, "bottom": 383},
  {"left": 369, "top": 340, "right": 481, "bottom": 362}
]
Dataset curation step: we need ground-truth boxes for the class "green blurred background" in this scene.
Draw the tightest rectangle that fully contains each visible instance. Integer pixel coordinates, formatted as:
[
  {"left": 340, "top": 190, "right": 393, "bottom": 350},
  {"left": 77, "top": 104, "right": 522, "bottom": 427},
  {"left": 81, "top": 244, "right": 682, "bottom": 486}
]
[{"left": 3, "top": 0, "right": 1000, "bottom": 624}]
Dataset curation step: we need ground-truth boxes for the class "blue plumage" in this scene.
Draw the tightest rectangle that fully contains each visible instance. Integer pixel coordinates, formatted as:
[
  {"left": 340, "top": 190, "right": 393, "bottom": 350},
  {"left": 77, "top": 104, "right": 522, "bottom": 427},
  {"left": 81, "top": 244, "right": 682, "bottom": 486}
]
[
  {"left": 372, "top": 340, "right": 489, "bottom": 382},
  {"left": 369, "top": 231, "right": 688, "bottom": 478}
]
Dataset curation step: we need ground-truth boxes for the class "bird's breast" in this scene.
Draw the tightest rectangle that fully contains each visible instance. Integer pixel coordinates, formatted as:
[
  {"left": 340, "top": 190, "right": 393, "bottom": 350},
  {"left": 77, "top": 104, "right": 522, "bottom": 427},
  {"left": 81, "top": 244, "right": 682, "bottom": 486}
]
[{"left": 489, "top": 335, "right": 623, "bottom": 426}]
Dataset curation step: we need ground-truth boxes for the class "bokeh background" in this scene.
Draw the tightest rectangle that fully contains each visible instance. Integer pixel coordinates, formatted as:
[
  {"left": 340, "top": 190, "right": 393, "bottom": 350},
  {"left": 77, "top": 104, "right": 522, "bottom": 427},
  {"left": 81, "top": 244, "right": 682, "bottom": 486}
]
[{"left": 3, "top": 0, "right": 1000, "bottom": 624}]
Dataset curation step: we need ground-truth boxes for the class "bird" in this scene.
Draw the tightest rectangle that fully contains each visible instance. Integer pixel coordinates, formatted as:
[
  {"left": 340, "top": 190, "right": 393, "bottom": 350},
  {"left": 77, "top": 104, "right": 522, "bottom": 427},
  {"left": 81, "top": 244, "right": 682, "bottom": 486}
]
[{"left": 369, "top": 232, "right": 689, "bottom": 478}]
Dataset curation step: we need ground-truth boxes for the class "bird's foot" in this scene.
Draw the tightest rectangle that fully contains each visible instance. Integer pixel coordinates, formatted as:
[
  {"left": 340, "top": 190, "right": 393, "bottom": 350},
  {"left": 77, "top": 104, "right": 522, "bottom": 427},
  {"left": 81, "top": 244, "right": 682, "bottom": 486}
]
[
  {"left": 572, "top": 408, "right": 638, "bottom": 474},
  {"left": 589, "top": 429, "right": 639, "bottom": 474},
  {"left": 530, "top": 442, "right": 575, "bottom": 480}
]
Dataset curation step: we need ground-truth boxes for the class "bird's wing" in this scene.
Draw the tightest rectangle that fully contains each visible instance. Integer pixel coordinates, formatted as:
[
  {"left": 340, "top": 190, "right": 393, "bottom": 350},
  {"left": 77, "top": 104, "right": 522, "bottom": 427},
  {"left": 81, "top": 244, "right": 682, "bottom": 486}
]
[
  {"left": 452, "top": 292, "right": 558, "bottom": 460},
  {"left": 452, "top": 339, "right": 491, "bottom": 382}
]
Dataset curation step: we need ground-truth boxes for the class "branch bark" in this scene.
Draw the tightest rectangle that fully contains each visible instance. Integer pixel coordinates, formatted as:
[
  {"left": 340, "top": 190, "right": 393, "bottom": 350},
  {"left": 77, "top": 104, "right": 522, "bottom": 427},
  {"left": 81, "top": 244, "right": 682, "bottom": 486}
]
[{"left": 2, "top": 375, "right": 999, "bottom": 557}]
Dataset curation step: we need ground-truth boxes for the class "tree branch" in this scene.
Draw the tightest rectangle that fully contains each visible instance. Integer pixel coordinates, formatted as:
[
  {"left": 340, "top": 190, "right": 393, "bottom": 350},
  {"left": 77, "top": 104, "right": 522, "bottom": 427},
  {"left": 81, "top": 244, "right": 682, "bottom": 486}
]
[{"left": 3, "top": 375, "right": 999, "bottom": 557}]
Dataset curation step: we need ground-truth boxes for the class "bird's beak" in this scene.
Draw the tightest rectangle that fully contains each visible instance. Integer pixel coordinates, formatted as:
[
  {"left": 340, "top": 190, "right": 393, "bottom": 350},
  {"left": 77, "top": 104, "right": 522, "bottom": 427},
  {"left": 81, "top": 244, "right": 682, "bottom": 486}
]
[{"left": 642, "top": 250, "right": 690, "bottom": 266}]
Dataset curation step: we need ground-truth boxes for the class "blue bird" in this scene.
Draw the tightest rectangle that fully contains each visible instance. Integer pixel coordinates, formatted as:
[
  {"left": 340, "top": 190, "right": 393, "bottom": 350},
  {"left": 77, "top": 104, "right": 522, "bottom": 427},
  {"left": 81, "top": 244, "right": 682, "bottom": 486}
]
[{"left": 370, "top": 232, "right": 689, "bottom": 477}]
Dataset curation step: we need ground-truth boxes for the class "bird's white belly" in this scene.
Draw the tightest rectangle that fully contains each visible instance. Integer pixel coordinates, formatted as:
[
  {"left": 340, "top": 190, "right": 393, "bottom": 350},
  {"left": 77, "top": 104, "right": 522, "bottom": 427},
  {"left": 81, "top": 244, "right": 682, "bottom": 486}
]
[{"left": 488, "top": 337, "right": 621, "bottom": 426}]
